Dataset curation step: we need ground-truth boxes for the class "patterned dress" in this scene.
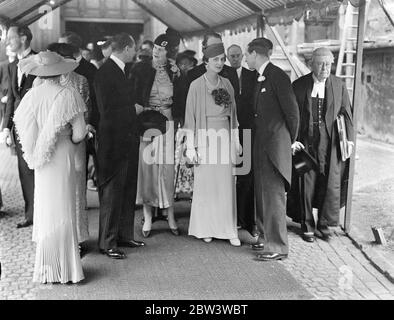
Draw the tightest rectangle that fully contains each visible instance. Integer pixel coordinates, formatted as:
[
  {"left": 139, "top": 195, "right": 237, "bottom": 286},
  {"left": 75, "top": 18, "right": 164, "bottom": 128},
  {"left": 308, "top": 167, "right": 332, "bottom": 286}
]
[{"left": 174, "top": 127, "right": 194, "bottom": 199}]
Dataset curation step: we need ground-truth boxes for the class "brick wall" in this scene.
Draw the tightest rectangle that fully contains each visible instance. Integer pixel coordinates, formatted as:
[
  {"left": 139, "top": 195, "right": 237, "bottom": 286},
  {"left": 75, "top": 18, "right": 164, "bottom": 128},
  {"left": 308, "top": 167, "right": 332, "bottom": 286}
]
[{"left": 360, "top": 48, "right": 394, "bottom": 144}]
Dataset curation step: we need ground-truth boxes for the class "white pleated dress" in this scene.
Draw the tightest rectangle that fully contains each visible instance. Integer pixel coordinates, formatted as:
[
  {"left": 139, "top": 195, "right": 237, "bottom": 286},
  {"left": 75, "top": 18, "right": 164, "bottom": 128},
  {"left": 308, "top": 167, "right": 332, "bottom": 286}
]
[{"left": 14, "top": 79, "right": 87, "bottom": 284}]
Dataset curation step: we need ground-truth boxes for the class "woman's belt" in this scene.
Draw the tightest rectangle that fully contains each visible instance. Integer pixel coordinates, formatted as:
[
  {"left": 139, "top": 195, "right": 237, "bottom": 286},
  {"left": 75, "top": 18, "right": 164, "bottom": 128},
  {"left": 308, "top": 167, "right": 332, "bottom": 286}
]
[
  {"left": 146, "top": 104, "right": 172, "bottom": 112},
  {"left": 207, "top": 116, "right": 229, "bottom": 121}
]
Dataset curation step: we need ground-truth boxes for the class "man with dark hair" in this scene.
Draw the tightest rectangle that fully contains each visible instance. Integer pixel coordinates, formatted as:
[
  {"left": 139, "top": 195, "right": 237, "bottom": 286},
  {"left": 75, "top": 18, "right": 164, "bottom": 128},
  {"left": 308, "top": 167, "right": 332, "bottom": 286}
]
[
  {"left": 1, "top": 24, "right": 36, "bottom": 228},
  {"left": 60, "top": 31, "right": 99, "bottom": 191},
  {"left": 59, "top": 31, "right": 83, "bottom": 50},
  {"left": 94, "top": 33, "right": 144, "bottom": 259},
  {"left": 176, "top": 52, "right": 196, "bottom": 76},
  {"left": 98, "top": 38, "right": 113, "bottom": 64},
  {"left": 245, "top": 37, "right": 299, "bottom": 261},
  {"left": 141, "top": 40, "right": 154, "bottom": 52},
  {"left": 227, "top": 43, "right": 258, "bottom": 236}
]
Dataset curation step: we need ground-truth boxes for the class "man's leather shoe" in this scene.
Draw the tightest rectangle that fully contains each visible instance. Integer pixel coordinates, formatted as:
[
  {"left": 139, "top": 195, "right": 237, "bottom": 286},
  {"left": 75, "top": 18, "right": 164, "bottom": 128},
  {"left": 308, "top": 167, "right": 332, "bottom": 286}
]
[
  {"left": 317, "top": 226, "right": 332, "bottom": 238},
  {"left": 100, "top": 248, "right": 126, "bottom": 259},
  {"left": 118, "top": 240, "right": 145, "bottom": 248},
  {"left": 251, "top": 242, "right": 264, "bottom": 251},
  {"left": 255, "top": 252, "right": 288, "bottom": 261},
  {"left": 315, "top": 227, "right": 331, "bottom": 241},
  {"left": 302, "top": 232, "right": 315, "bottom": 243},
  {"left": 17, "top": 219, "right": 33, "bottom": 229}
]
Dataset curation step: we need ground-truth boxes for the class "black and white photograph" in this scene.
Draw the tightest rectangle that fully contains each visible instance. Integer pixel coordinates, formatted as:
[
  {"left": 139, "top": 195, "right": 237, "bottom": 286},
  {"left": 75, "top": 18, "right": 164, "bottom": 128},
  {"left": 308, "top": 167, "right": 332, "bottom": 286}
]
[{"left": 0, "top": 0, "right": 394, "bottom": 305}]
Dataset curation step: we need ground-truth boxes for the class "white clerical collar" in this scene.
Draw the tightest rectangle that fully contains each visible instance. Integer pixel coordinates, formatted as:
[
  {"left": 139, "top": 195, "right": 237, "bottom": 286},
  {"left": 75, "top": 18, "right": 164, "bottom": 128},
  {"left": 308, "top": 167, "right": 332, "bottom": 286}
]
[
  {"left": 110, "top": 54, "right": 125, "bottom": 73},
  {"left": 258, "top": 60, "right": 269, "bottom": 76},
  {"left": 17, "top": 47, "right": 32, "bottom": 60},
  {"left": 311, "top": 73, "right": 327, "bottom": 98}
]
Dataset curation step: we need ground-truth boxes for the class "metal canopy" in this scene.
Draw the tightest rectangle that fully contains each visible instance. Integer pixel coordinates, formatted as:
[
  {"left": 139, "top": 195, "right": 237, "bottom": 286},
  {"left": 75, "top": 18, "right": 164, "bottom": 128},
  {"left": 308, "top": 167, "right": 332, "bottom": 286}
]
[
  {"left": 132, "top": 0, "right": 342, "bottom": 37},
  {"left": 1, "top": 0, "right": 341, "bottom": 36}
]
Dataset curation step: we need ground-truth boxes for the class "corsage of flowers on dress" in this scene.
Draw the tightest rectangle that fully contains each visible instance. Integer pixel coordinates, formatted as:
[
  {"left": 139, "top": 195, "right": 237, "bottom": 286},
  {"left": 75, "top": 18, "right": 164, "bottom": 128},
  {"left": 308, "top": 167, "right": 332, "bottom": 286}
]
[
  {"left": 212, "top": 88, "right": 231, "bottom": 108},
  {"left": 169, "top": 58, "right": 181, "bottom": 78}
]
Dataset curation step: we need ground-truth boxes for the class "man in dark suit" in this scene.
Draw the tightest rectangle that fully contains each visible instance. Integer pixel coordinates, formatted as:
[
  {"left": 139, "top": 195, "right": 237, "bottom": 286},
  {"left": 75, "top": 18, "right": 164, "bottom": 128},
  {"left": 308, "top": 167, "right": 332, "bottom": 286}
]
[
  {"left": 94, "top": 33, "right": 144, "bottom": 260},
  {"left": 245, "top": 38, "right": 299, "bottom": 261},
  {"left": 1, "top": 24, "right": 36, "bottom": 228},
  {"left": 59, "top": 31, "right": 99, "bottom": 190},
  {"left": 227, "top": 44, "right": 257, "bottom": 236},
  {"left": 287, "top": 47, "right": 354, "bottom": 243}
]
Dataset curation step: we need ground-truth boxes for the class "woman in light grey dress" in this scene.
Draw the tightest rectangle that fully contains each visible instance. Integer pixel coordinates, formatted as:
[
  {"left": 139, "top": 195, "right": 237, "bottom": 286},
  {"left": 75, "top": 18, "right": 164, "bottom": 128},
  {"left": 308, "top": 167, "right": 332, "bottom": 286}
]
[
  {"left": 183, "top": 41, "right": 242, "bottom": 246},
  {"left": 14, "top": 51, "right": 87, "bottom": 283}
]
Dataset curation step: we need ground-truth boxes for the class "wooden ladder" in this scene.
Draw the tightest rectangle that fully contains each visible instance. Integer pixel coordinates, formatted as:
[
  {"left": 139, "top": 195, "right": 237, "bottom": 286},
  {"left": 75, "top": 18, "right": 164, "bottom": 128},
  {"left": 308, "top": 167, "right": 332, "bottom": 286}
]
[{"left": 336, "top": 1, "right": 370, "bottom": 102}]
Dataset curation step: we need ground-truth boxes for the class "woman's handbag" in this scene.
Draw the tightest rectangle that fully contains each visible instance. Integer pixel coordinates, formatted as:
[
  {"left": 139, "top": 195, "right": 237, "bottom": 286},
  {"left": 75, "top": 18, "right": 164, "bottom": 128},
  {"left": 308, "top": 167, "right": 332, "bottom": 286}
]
[{"left": 137, "top": 109, "right": 168, "bottom": 137}]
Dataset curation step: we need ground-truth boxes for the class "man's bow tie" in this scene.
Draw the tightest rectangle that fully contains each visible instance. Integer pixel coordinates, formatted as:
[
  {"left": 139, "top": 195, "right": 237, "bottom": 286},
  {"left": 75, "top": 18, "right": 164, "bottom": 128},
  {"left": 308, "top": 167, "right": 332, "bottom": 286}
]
[{"left": 258, "top": 75, "right": 266, "bottom": 82}]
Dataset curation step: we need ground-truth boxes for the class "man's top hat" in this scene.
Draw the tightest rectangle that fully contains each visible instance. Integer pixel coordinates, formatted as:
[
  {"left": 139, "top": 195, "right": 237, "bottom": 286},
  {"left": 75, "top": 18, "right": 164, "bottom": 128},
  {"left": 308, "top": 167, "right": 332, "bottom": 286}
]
[{"left": 293, "top": 149, "right": 319, "bottom": 176}]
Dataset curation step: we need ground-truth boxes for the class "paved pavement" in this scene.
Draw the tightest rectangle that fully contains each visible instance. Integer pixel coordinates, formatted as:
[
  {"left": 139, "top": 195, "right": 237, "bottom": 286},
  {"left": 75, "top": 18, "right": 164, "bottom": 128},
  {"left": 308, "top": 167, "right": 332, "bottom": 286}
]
[{"left": 1, "top": 142, "right": 394, "bottom": 300}]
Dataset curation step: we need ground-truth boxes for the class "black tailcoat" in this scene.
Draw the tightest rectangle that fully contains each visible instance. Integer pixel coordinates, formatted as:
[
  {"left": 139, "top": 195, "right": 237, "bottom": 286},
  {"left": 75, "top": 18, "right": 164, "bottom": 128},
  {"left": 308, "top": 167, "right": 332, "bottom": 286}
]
[
  {"left": 236, "top": 67, "right": 257, "bottom": 233},
  {"left": 3, "top": 51, "right": 37, "bottom": 130},
  {"left": 94, "top": 58, "right": 138, "bottom": 186},
  {"left": 253, "top": 62, "right": 299, "bottom": 255},
  {"left": 3, "top": 50, "right": 36, "bottom": 222},
  {"left": 253, "top": 62, "right": 299, "bottom": 190}
]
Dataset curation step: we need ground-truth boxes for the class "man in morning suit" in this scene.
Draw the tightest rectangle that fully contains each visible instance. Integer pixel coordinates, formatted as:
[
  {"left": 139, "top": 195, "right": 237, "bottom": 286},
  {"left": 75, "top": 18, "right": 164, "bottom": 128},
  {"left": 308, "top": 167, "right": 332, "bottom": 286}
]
[
  {"left": 245, "top": 38, "right": 300, "bottom": 261},
  {"left": 94, "top": 33, "right": 145, "bottom": 260},
  {"left": 227, "top": 44, "right": 258, "bottom": 236},
  {"left": 1, "top": 24, "right": 36, "bottom": 228},
  {"left": 287, "top": 47, "right": 354, "bottom": 243}
]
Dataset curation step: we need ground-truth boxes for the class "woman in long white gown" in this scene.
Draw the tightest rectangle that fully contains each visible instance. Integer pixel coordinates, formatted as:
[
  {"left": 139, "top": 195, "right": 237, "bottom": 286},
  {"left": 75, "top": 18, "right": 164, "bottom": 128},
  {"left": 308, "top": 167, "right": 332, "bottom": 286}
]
[
  {"left": 183, "top": 41, "right": 242, "bottom": 246},
  {"left": 14, "top": 51, "right": 87, "bottom": 284}
]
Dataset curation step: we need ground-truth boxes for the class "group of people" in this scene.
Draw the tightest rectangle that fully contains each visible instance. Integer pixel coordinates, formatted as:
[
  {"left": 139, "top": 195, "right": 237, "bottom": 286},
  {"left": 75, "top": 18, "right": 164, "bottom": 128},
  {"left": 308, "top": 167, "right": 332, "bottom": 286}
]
[{"left": 0, "top": 21, "right": 354, "bottom": 284}]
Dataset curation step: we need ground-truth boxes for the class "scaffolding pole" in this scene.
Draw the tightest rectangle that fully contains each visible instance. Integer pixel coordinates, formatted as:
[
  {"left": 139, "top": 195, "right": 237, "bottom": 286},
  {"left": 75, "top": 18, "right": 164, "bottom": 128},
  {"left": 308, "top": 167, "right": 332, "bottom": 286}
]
[{"left": 344, "top": 0, "right": 367, "bottom": 233}]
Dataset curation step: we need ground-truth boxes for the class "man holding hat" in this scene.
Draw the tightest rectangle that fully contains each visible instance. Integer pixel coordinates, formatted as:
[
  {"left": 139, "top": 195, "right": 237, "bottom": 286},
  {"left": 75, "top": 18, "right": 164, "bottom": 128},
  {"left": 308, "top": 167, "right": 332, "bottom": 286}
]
[
  {"left": 245, "top": 37, "right": 299, "bottom": 261},
  {"left": 287, "top": 47, "right": 354, "bottom": 243}
]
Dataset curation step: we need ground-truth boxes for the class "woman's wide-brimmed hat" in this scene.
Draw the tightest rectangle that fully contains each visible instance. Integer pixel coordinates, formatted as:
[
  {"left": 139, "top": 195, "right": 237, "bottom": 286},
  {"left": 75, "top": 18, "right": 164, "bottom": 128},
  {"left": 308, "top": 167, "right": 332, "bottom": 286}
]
[{"left": 19, "top": 51, "right": 78, "bottom": 77}]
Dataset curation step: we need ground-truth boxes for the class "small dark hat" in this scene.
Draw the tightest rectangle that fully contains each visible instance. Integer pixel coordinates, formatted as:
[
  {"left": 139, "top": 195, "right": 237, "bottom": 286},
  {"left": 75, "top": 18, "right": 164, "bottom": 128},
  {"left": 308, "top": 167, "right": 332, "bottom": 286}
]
[
  {"left": 154, "top": 34, "right": 172, "bottom": 50},
  {"left": 293, "top": 149, "right": 319, "bottom": 176},
  {"left": 182, "top": 49, "right": 196, "bottom": 58}
]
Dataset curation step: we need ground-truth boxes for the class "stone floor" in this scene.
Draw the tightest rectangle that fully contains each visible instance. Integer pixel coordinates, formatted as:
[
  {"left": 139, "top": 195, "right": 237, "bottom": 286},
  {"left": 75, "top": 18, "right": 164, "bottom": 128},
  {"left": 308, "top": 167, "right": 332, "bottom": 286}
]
[{"left": 1, "top": 143, "right": 394, "bottom": 300}]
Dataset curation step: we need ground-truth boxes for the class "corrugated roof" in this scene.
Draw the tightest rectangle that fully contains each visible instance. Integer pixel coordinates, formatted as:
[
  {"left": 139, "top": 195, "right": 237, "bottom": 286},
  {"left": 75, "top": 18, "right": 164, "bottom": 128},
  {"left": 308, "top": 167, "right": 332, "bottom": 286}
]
[
  {"left": 0, "top": 0, "right": 341, "bottom": 37},
  {"left": 0, "top": 0, "right": 77, "bottom": 26}
]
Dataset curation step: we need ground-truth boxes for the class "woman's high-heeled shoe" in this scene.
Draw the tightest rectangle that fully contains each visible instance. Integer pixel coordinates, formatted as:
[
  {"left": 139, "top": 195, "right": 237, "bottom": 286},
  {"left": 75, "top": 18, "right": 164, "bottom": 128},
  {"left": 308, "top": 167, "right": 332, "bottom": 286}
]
[
  {"left": 203, "top": 237, "right": 213, "bottom": 243},
  {"left": 229, "top": 238, "right": 241, "bottom": 247},
  {"left": 170, "top": 228, "right": 180, "bottom": 236},
  {"left": 142, "top": 229, "right": 151, "bottom": 238}
]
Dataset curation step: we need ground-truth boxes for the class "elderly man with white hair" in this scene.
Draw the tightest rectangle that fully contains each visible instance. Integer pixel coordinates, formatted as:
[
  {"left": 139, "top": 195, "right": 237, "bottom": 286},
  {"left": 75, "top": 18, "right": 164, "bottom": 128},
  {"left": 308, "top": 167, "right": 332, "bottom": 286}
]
[{"left": 287, "top": 47, "right": 354, "bottom": 243}]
